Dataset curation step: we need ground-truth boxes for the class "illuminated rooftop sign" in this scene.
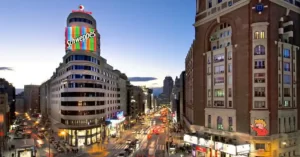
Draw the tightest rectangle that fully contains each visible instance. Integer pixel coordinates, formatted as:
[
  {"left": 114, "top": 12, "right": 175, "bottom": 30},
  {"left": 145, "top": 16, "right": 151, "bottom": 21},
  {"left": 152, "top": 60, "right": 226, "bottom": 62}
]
[
  {"left": 72, "top": 5, "right": 92, "bottom": 15},
  {"left": 67, "top": 31, "right": 96, "bottom": 48}
]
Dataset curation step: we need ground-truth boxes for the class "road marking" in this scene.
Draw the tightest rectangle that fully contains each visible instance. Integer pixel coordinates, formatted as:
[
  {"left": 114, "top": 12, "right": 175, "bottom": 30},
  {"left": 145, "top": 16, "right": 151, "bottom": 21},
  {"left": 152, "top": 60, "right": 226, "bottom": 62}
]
[{"left": 110, "top": 144, "right": 128, "bottom": 150}]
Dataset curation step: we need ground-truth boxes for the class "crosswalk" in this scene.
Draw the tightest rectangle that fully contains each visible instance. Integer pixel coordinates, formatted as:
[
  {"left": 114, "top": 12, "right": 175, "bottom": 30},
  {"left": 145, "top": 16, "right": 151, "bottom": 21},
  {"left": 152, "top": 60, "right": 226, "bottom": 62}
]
[
  {"left": 109, "top": 144, "right": 129, "bottom": 150},
  {"left": 156, "top": 144, "right": 165, "bottom": 151}
]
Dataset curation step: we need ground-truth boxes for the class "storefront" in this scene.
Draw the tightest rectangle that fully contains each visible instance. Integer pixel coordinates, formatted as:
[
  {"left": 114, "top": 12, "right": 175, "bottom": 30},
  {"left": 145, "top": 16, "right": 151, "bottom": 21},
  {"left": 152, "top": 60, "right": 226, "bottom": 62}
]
[
  {"left": 106, "top": 111, "right": 125, "bottom": 137},
  {"left": 183, "top": 134, "right": 250, "bottom": 157},
  {"left": 65, "top": 125, "right": 105, "bottom": 146}
]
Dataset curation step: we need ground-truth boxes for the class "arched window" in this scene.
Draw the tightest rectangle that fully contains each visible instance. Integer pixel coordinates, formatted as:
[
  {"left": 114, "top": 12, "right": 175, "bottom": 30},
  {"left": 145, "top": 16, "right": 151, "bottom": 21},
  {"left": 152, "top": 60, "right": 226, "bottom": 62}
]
[
  {"left": 254, "top": 31, "right": 260, "bottom": 39},
  {"left": 254, "top": 45, "right": 265, "bottom": 55},
  {"left": 217, "top": 116, "right": 223, "bottom": 130}
]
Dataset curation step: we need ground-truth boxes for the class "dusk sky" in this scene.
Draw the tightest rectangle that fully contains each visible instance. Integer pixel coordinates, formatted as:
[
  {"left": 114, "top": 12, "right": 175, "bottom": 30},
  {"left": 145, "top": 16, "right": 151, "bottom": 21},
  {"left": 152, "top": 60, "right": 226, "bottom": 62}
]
[{"left": 0, "top": 0, "right": 195, "bottom": 88}]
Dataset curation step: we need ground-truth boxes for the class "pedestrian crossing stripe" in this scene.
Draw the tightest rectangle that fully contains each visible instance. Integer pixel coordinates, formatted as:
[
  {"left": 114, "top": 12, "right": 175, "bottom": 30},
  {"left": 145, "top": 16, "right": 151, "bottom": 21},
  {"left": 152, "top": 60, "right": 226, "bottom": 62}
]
[
  {"left": 156, "top": 145, "right": 165, "bottom": 150},
  {"left": 111, "top": 144, "right": 128, "bottom": 150}
]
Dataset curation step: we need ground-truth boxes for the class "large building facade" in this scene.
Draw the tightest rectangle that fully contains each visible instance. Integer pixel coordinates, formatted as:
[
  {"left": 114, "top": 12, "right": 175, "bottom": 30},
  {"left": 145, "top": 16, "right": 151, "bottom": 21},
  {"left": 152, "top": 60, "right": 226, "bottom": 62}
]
[
  {"left": 47, "top": 6, "right": 127, "bottom": 147},
  {"left": 183, "top": 0, "right": 300, "bottom": 156},
  {"left": 127, "top": 85, "right": 144, "bottom": 118},
  {"left": 0, "top": 78, "right": 16, "bottom": 124},
  {"left": 163, "top": 76, "right": 174, "bottom": 102},
  {"left": 39, "top": 80, "right": 51, "bottom": 117},
  {"left": 24, "top": 85, "right": 40, "bottom": 113}
]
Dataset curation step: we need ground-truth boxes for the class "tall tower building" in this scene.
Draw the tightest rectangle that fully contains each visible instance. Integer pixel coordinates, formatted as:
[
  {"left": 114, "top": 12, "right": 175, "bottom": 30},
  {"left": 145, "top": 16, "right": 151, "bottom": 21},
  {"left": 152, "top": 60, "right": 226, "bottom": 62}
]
[
  {"left": 183, "top": 0, "right": 300, "bottom": 156},
  {"left": 24, "top": 85, "right": 40, "bottom": 113},
  {"left": 48, "top": 5, "right": 127, "bottom": 147},
  {"left": 163, "top": 76, "right": 174, "bottom": 102}
]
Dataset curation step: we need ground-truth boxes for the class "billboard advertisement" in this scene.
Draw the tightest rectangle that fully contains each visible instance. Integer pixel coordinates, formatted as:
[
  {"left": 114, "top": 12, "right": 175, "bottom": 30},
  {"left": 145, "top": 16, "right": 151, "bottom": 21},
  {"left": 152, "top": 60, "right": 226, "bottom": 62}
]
[{"left": 65, "top": 26, "right": 97, "bottom": 52}]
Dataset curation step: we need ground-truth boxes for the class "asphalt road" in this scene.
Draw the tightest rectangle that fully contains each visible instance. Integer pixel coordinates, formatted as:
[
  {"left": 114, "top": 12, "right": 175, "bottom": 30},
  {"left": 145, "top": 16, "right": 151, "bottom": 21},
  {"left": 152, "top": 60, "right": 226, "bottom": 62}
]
[{"left": 133, "top": 115, "right": 168, "bottom": 157}]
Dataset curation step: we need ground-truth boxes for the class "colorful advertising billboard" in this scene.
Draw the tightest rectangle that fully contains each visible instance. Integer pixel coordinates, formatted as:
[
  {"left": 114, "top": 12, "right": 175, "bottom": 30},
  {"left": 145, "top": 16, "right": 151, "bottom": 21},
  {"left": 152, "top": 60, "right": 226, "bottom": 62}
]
[{"left": 65, "top": 26, "right": 97, "bottom": 52}]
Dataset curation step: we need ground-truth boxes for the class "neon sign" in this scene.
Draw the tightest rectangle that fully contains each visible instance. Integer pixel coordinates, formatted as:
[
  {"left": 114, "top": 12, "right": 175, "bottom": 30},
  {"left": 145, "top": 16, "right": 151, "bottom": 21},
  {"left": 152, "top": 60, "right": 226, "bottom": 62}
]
[{"left": 67, "top": 31, "right": 96, "bottom": 48}]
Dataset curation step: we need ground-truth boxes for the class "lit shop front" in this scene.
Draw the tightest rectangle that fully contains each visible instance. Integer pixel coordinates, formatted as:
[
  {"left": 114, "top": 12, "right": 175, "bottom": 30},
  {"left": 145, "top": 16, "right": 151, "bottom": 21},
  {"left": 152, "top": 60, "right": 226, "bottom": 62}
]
[
  {"left": 183, "top": 134, "right": 250, "bottom": 157},
  {"left": 65, "top": 126, "right": 105, "bottom": 146},
  {"left": 106, "top": 111, "right": 125, "bottom": 137}
]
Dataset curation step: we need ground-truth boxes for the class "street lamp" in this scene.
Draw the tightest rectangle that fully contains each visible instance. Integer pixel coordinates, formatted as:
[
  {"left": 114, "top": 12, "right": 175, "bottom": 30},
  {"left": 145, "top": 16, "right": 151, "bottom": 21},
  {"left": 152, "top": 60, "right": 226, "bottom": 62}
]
[{"left": 60, "top": 131, "right": 66, "bottom": 141}]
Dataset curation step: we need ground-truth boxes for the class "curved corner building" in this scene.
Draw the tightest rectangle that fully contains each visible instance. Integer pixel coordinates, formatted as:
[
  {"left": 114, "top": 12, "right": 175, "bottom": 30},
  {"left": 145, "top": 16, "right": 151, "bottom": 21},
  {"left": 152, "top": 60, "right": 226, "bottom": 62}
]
[{"left": 49, "top": 6, "right": 127, "bottom": 147}]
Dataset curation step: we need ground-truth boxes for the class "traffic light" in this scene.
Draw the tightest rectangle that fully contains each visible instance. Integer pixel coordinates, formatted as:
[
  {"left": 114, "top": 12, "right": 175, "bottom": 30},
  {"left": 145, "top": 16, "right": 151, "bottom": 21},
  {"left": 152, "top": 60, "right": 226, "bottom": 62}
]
[{"left": 172, "top": 113, "right": 175, "bottom": 117}]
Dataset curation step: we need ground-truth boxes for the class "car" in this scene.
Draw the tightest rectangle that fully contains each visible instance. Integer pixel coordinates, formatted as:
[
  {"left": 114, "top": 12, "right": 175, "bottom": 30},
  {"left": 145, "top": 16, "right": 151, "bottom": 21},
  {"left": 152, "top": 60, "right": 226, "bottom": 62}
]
[
  {"left": 126, "top": 140, "right": 132, "bottom": 144},
  {"left": 117, "top": 153, "right": 126, "bottom": 157}
]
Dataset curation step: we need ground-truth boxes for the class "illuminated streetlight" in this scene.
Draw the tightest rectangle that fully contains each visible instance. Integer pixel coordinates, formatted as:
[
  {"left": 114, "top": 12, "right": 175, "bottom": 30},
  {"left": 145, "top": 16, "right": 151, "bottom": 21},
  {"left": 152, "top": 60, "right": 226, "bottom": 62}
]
[{"left": 60, "top": 131, "right": 66, "bottom": 136}]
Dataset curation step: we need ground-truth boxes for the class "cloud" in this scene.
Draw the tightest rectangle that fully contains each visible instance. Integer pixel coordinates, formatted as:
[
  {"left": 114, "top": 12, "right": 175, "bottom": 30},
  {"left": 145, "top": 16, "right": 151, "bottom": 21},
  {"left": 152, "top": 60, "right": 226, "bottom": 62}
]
[
  {"left": 128, "top": 77, "right": 157, "bottom": 82},
  {"left": 0, "top": 67, "right": 13, "bottom": 71}
]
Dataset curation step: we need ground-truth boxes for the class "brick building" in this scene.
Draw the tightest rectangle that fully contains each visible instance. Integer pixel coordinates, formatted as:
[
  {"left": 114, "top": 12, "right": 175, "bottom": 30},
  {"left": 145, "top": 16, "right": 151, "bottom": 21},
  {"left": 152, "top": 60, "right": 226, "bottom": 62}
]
[{"left": 183, "top": 0, "right": 300, "bottom": 156}]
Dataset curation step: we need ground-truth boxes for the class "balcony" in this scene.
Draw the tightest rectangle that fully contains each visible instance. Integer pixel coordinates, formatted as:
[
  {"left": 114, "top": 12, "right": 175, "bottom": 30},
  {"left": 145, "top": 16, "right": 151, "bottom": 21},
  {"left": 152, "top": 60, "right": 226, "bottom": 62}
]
[{"left": 195, "top": 0, "right": 250, "bottom": 26}]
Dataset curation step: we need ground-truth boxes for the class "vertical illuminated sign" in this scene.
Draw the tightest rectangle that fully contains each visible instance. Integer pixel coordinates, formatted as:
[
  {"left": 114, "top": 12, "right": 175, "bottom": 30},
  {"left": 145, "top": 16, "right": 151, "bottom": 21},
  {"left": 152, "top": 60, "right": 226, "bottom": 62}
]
[{"left": 0, "top": 114, "right": 4, "bottom": 136}]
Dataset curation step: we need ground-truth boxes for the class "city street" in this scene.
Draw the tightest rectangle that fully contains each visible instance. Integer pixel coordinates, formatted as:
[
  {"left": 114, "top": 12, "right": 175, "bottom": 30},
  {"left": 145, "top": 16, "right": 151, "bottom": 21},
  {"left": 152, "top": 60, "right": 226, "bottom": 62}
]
[{"left": 131, "top": 115, "right": 168, "bottom": 157}]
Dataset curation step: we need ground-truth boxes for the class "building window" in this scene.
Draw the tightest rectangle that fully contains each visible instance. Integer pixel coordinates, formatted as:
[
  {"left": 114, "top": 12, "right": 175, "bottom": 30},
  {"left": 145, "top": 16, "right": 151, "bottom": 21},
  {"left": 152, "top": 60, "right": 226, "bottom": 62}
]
[
  {"left": 283, "top": 75, "right": 291, "bottom": 84},
  {"left": 207, "top": 57, "right": 211, "bottom": 64},
  {"left": 283, "top": 62, "right": 290, "bottom": 71},
  {"left": 227, "top": 51, "right": 232, "bottom": 60},
  {"left": 254, "top": 73, "right": 265, "bottom": 83},
  {"left": 283, "top": 100, "right": 291, "bottom": 107},
  {"left": 228, "top": 88, "right": 232, "bottom": 97},
  {"left": 228, "top": 117, "right": 233, "bottom": 131},
  {"left": 293, "top": 63, "right": 295, "bottom": 72},
  {"left": 283, "top": 49, "right": 291, "bottom": 58},
  {"left": 208, "top": 115, "right": 211, "bottom": 128},
  {"left": 260, "top": 31, "right": 265, "bottom": 39},
  {"left": 217, "top": 116, "right": 223, "bottom": 130},
  {"left": 214, "top": 65, "right": 225, "bottom": 74},
  {"left": 228, "top": 101, "right": 233, "bottom": 108},
  {"left": 279, "top": 74, "right": 281, "bottom": 83},
  {"left": 279, "top": 61, "right": 281, "bottom": 70},
  {"left": 293, "top": 117, "right": 296, "bottom": 130},
  {"left": 218, "top": 0, "right": 222, "bottom": 3},
  {"left": 208, "top": 0, "right": 212, "bottom": 8},
  {"left": 254, "top": 60, "right": 265, "bottom": 69},
  {"left": 214, "top": 77, "right": 225, "bottom": 85},
  {"left": 254, "top": 101, "right": 266, "bottom": 109},
  {"left": 214, "top": 101, "right": 225, "bottom": 107},
  {"left": 254, "top": 45, "right": 265, "bottom": 55},
  {"left": 255, "top": 143, "right": 265, "bottom": 150},
  {"left": 284, "top": 88, "right": 290, "bottom": 97},
  {"left": 208, "top": 100, "right": 211, "bottom": 107},
  {"left": 293, "top": 88, "right": 295, "bottom": 97},
  {"left": 278, "top": 48, "right": 281, "bottom": 57},
  {"left": 254, "top": 31, "right": 260, "bottom": 39},
  {"left": 254, "top": 87, "right": 265, "bottom": 97},
  {"left": 228, "top": 64, "right": 232, "bottom": 72},
  {"left": 214, "top": 54, "right": 225, "bottom": 63},
  {"left": 207, "top": 67, "right": 211, "bottom": 74},
  {"left": 279, "top": 118, "right": 281, "bottom": 133},
  {"left": 228, "top": 76, "right": 232, "bottom": 85},
  {"left": 208, "top": 89, "right": 211, "bottom": 97},
  {"left": 214, "top": 89, "right": 225, "bottom": 97}
]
